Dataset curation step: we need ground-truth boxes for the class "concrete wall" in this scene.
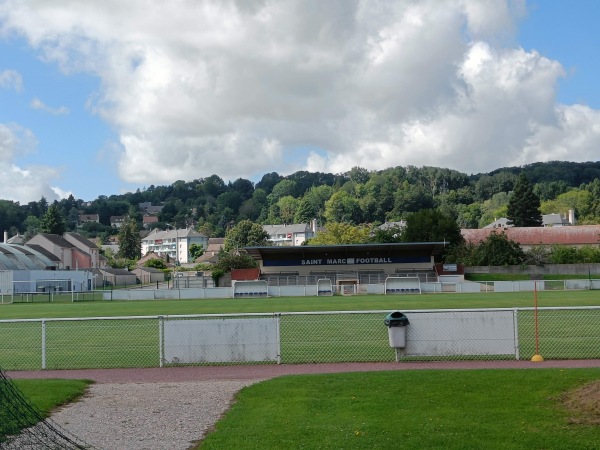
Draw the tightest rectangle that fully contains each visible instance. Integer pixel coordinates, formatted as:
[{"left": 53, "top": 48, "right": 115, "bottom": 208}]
[{"left": 466, "top": 263, "right": 600, "bottom": 276}]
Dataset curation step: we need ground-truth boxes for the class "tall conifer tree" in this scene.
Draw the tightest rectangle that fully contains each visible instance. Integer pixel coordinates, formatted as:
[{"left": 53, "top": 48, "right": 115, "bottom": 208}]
[
  {"left": 507, "top": 173, "right": 542, "bottom": 227},
  {"left": 118, "top": 218, "right": 141, "bottom": 259},
  {"left": 39, "top": 204, "right": 66, "bottom": 235}
]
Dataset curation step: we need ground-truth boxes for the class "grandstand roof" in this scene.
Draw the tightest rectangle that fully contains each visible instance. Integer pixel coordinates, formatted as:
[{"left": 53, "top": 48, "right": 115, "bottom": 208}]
[
  {"left": 0, "top": 243, "right": 58, "bottom": 270},
  {"left": 245, "top": 242, "right": 447, "bottom": 261}
]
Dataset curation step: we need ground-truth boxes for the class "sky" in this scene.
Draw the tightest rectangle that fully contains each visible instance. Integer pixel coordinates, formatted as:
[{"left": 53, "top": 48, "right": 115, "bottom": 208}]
[{"left": 1, "top": 0, "right": 599, "bottom": 204}]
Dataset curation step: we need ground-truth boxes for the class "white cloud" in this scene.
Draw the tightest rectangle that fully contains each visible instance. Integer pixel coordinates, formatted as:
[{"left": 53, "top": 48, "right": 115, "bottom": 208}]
[
  {"left": 30, "top": 97, "right": 69, "bottom": 115},
  {"left": 0, "top": 0, "right": 599, "bottom": 190},
  {"left": 0, "top": 69, "right": 22, "bottom": 91},
  {"left": 0, "top": 123, "right": 62, "bottom": 203}
]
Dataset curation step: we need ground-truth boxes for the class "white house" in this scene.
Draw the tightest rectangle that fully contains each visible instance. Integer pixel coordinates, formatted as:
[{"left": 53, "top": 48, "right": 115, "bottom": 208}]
[
  {"left": 262, "top": 220, "right": 318, "bottom": 246},
  {"left": 141, "top": 228, "right": 208, "bottom": 264}
]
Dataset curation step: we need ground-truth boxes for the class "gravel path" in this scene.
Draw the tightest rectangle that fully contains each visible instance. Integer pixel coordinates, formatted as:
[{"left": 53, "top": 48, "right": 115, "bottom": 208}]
[{"left": 49, "top": 380, "right": 260, "bottom": 450}]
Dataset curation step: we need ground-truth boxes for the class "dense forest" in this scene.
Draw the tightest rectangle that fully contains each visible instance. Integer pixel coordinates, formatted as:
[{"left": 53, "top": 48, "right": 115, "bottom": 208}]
[{"left": 2, "top": 160, "right": 600, "bottom": 243}]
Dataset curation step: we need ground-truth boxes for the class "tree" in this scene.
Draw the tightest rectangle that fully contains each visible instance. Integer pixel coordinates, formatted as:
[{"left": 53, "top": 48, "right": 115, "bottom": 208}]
[
  {"left": 541, "top": 189, "right": 592, "bottom": 222},
  {"left": 294, "top": 197, "right": 316, "bottom": 224},
  {"left": 303, "top": 185, "right": 334, "bottom": 224},
  {"left": 118, "top": 218, "right": 141, "bottom": 260},
  {"left": 324, "top": 191, "right": 362, "bottom": 224},
  {"left": 39, "top": 204, "right": 66, "bottom": 235},
  {"left": 400, "top": 209, "right": 464, "bottom": 262},
  {"left": 346, "top": 166, "right": 370, "bottom": 184},
  {"left": 473, "top": 231, "right": 525, "bottom": 266},
  {"left": 507, "top": 173, "right": 542, "bottom": 227},
  {"left": 231, "top": 178, "right": 255, "bottom": 201},
  {"left": 22, "top": 215, "right": 41, "bottom": 240},
  {"left": 145, "top": 258, "right": 167, "bottom": 270},
  {"left": 446, "top": 231, "right": 525, "bottom": 266},
  {"left": 478, "top": 192, "right": 510, "bottom": 228},
  {"left": 214, "top": 249, "right": 258, "bottom": 272},
  {"left": 369, "top": 224, "right": 404, "bottom": 243},
  {"left": 277, "top": 196, "right": 298, "bottom": 224},
  {"left": 307, "top": 222, "right": 370, "bottom": 245},
  {"left": 401, "top": 209, "right": 464, "bottom": 246},
  {"left": 392, "top": 182, "right": 434, "bottom": 217},
  {"left": 269, "top": 179, "right": 298, "bottom": 202},
  {"left": 188, "top": 243, "right": 204, "bottom": 261},
  {"left": 224, "top": 220, "right": 270, "bottom": 251},
  {"left": 255, "top": 172, "right": 283, "bottom": 194},
  {"left": 0, "top": 200, "right": 26, "bottom": 235}
]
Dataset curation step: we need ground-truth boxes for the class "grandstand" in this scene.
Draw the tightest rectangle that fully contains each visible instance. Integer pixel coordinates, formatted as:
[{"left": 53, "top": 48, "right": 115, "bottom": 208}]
[{"left": 246, "top": 242, "right": 445, "bottom": 292}]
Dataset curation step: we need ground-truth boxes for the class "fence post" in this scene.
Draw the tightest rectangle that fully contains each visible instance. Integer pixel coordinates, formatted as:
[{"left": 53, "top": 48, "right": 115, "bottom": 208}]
[
  {"left": 41, "top": 320, "right": 46, "bottom": 369},
  {"left": 512, "top": 309, "right": 520, "bottom": 360},
  {"left": 275, "top": 313, "right": 281, "bottom": 365},
  {"left": 159, "top": 316, "right": 164, "bottom": 368}
]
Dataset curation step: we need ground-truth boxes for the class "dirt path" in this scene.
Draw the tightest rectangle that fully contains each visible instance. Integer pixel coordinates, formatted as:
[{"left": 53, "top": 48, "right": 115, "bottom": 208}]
[{"left": 8, "top": 359, "right": 600, "bottom": 384}]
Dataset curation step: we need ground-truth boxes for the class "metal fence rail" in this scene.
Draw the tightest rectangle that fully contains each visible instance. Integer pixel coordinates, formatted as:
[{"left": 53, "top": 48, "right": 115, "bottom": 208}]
[
  {"left": 2, "top": 307, "right": 600, "bottom": 371},
  {"left": 2, "top": 279, "right": 598, "bottom": 303}
]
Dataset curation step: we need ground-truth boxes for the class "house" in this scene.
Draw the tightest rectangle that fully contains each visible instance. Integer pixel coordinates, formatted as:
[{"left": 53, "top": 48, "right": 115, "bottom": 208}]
[
  {"left": 110, "top": 216, "right": 127, "bottom": 228},
  {"left": 543, "top": 213, "right": 572, "bottom": 227},
  {"left": 2, "top": 231, "right": 25, "bottom": 244},
  {"left": 132, "top": 267, "right": 165, "bottom": 284},
  {"left": 484, "top": 210, "right": 575, "bottom": 229},
  {"left": 26, "top": 232, "right": 105, "bottom": 270},
  {"left": 263, "top": 220, "right": 317, "bottom": 246},
  {"left": 483, "top": 218, "right": 513, "bottom": 229},
  {"left": 98, "top": 268, "right": 137, "bottom": 287},
  {"left": 141, "top": 228, "right": 208, "bottom": 264},
  {"left": 461, "top": 225, "right": 600, "bottom": 252},
  {"left": 195, "top": 237, "right": 224, "bottom": 265},
  {"left": 26, "top": 234, "right": 76, "bottom": 270},
  {"left": 78, "top": 214, "right": 100, "bottom": 226},
  {"left": 139, "top": 202, "right": 164, "bottom": 215},
  {"left": 63, "top": 232, "right": 104, "bottom": 269},
  {"left": 25, "top": 244, "right": 62, "bottom": 267},
  {"left": 142, "top": 215, "right": 159, "bottom": 229}
]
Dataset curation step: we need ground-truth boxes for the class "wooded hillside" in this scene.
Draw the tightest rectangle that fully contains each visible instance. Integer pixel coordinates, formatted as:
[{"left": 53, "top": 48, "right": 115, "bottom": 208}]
[{"left": 1, "top": 160, "right": 600, "bottom": 242}]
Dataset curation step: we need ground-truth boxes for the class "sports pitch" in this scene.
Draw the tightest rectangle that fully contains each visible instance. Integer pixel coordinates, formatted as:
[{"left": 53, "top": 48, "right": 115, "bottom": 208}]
[
  {"left": 2, "top": 290, "right": 600, "bottom": 371},
  {"left": 2, "top": 289, "right": 600, "bottom": 320}
]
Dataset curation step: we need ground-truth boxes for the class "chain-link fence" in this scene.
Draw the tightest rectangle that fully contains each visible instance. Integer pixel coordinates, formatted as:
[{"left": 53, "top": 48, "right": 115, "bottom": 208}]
[{"left": 1, "top": 308, "right": 600, "bottom": 370}]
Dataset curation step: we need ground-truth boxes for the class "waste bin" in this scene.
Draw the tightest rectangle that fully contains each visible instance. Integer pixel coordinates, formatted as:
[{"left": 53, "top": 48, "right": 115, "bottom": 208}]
[{"left": 384, "top": 311, "right": 409, "bottom": 348}]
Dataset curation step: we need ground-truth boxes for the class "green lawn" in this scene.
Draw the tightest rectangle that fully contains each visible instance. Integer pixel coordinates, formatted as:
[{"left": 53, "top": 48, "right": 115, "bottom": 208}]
[
  {"left": 2, "top": 290, "right": 600, "bottom": 320},
  {"left": 199, "top": 369, "right": 600, "bottom": 450},
  {"left": 1, "top": 291, "right": 600, "bottom": 370}
]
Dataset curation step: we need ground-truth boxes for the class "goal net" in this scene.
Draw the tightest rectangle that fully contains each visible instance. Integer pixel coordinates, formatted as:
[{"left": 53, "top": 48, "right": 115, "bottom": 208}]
[{"left": 0, "top": 365, "right": 93, "bottom": 449}]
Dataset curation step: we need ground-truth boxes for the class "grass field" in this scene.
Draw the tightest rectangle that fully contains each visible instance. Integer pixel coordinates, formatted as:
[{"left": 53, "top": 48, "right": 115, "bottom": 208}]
[
  {"left": 2, "top": 289, "right": 600, "bottom": 320},
  {"left": 199, "top": 369, "right": 600, "bottom": 450},
  {"left": 1, "top": 290, "right": 600, "bottom": 370}
]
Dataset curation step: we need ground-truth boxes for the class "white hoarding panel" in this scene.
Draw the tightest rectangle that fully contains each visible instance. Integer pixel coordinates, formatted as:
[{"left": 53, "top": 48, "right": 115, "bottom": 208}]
[
  {"left": 404, "top": 311, "right": 515, "bottom": 356},
  {"left": 164, "top": 318, "right": 278, "bottom": 363}
]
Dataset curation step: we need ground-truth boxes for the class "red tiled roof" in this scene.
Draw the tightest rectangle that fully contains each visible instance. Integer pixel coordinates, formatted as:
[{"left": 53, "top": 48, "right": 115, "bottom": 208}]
[{"left": 462, "top": 226, "right": 600, "bottom": 246}]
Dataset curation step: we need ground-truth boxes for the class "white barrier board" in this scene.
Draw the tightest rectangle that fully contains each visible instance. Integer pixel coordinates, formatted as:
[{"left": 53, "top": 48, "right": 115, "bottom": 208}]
[
  {"left": 164, "top": 318, "right": 278, "bottom": 363},
  {"left": 404, "top": 310, "right": 515, "bottom": 356}
]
